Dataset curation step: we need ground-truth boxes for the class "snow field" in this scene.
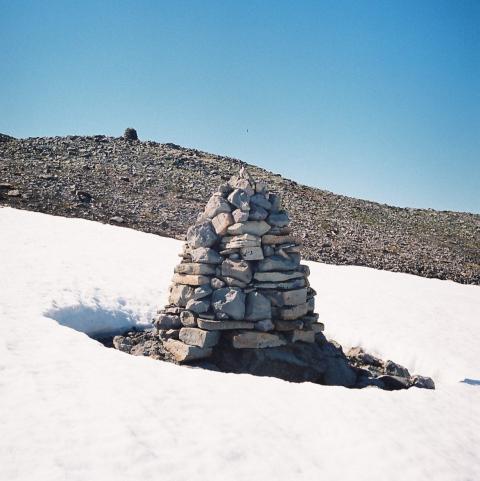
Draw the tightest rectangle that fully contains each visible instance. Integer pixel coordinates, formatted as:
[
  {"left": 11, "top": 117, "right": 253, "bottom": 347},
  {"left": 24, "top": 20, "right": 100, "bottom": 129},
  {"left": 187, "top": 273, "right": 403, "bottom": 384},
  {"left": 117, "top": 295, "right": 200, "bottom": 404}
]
[{"left": 1, "top": 207, "right": 479, "bottom": 481}]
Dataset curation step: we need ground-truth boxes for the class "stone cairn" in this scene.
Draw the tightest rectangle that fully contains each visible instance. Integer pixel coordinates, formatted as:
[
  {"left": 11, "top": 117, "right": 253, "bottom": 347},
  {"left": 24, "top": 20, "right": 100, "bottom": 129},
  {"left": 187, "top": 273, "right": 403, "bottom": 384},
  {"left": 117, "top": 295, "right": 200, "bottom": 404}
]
[
  {"left": 154, "top": 168, "right": 324, "bottom": 363},
  {"left": 123, "top": 127, "right": 138, "bottom": 141}
]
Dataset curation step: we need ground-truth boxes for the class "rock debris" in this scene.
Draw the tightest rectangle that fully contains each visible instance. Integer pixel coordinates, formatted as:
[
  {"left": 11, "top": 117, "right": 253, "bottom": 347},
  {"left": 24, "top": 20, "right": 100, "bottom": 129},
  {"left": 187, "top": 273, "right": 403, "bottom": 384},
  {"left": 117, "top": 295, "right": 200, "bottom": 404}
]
[{"left": 0, "top": 132, "right": 478, "bottom": 285}]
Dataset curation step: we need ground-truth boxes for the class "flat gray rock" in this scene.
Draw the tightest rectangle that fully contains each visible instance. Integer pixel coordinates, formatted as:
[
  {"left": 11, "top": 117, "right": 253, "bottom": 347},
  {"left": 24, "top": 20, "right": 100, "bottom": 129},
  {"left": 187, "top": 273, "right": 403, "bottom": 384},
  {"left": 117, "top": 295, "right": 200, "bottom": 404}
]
[
  {"left": 268, "top": 193, "right": 281, "bottom": 213},
  {"left": 231, "top": 331, "right": 287, "bottom": 349},
  {"left": 211, "top": 287, "right": 246, "bottom": 320},
  {"left": 253, "top": 271, "right": 304, "bottom": 282},
  {"left": 239, "top": 246, "right": 264, "bottom": 260},
  {"left": 168, "top": 283, "right": 194, "bottom": 307},
  {"left": 250, "top": 193, "right": 271, "bottom": 209},
  {"left": 227, "top": 221, "right": 271, "bottom": 236},
  {"left": 232, "top": 209, "right": 249, "bottom": 223},
  {"left": 190, "top": 247, "right": 224, "bottom": 264},
  {"left": 255, "top": 319, "right": 275, "bottom": 332},
  {"left": 223, "top": 239, "right": 261, "bottom": 249},
  {"left": 179, "top": 327, "right": 221, "bottom": 349},
  {"left": 222, "top": 233, "right": 261, "bottom": 249},
  {"left": 346, "top": 346, "right": 375, "bottom": 364},
  {"left": 272, "top": 303, "right": 308, "bottom": 320},
  {"left": 311, "top": 322, "right": 324, "bottom": 333},
  {"left": 171, "top": 273, "right": 212, "bottom": 286},
  {"left": 282, "top": 288, "right": 308, "bottom": 306},
  {"left": 254, "top": 181, "right": 269, "bottom": 195},
  {"left": 220, "top": 276, "right": 248, "bottom": 289},
  {"left": 185, "top": 299, "right": 210, "bottom": 314},
  {"left": 212, "top": 212, "right": 234, "bottom": 235},
  {"left": 410, "top": 375, "right": 435, "bottom": 389},
  {"left": 157, "top": 329, "right": 180, "bottom": 342},
  {"left": 260, "top": 288, "right": 307, "bottom": 307},
  {"left": 245, "top": 292, "right": 272, "bottom": 321},
  {"left": 267, "top": 212, "right": 290, "bottom": 227},
  {"left": 210, "top": 277, "right": 225, "bottom": 289},
  {"left": 230, "top": 178, "right": 254, "bottom": 196},
  {"left": 204, "top": 195, "right": 231, "bottom": 218},
  {"left": 180, "top": 310, "right": 197, "bottom": 327},
  {"left": 154, "top": 314, "right": 182, "bottom": 330},
  {"left": 301, "top": 313, "right": 319, "bottom": 326},
  {"left": 254, "top": 279, "right": 306, "bottom": 290},
  {"left": 257, "top": 255, "right": 296, "bottom": 272},
  {"left": 221, "top": 258, "right": 253, "bottom": 283},
  {"left": 197, "top": 318, "right": 254, "bottom": 330},
  {"left": 187, "top": 221, "right": 219, "bottom": 248},
  {"left": 174, "top": 263, "right": 216, "bottom": 276},
  {"left": 164, "top": 339, "right": 213, "bottom": 363},
  {"left": 223, "top": 233, "right": 260, "bottom": 243},
  {"left": 194, "top": 285, "right": 213, "bottom": 300},
  {"left": 228, "top": 189, "right": 250, "bottom": 211},
  {"left": 284, "top": 329, "right": 315, "bottom": 343},
  {"left": 248, "top": 204, "right": 268, "bottom": 221},
  {"left": 272, "top": 319, "right": 304, "bottom": 331},
  {"left": 384, "top": 360, "right": 411, "bottom": 379}
]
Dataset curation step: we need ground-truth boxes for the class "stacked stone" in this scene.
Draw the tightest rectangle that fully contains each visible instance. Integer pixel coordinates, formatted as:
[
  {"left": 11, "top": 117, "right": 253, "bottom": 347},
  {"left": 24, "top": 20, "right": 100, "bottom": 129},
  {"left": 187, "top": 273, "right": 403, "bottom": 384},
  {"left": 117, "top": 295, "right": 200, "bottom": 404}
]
[{"left": 154, "top": 168, "right": 324, "bottom": 363}]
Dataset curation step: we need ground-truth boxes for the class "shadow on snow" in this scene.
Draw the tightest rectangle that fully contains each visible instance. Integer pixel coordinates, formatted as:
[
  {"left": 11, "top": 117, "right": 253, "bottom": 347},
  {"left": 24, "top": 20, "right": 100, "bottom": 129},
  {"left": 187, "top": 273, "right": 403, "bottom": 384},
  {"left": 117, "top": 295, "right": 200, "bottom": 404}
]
[
  {"left": 43, "top": 303, "right": 140, "bottom": 338},
  {"left": 460, "top": 379, "right": 480, "bottom": 386}
]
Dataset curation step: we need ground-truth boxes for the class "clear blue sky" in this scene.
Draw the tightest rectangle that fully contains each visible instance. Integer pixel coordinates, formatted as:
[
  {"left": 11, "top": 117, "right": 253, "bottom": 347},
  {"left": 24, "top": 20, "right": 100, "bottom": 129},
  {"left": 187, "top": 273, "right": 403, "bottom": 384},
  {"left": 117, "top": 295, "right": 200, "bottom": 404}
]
[{"left": 1, "top": 0, "right": 479, "bottom": 213}]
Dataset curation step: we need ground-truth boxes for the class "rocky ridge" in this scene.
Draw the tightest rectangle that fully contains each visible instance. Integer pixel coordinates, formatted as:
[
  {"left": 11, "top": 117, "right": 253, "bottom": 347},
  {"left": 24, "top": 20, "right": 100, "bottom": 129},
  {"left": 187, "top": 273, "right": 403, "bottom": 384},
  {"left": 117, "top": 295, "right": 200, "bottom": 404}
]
[{"left": 1, "top": 132, "right": 479, "bottom": 285}]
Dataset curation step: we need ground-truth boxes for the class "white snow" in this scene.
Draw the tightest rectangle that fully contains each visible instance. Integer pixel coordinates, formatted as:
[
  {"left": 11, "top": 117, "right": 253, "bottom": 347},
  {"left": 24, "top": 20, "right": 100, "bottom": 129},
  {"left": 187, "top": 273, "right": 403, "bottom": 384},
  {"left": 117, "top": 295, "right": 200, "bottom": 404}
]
[{"left": 1, "top": 207, "right": 479, "bottom": 481}]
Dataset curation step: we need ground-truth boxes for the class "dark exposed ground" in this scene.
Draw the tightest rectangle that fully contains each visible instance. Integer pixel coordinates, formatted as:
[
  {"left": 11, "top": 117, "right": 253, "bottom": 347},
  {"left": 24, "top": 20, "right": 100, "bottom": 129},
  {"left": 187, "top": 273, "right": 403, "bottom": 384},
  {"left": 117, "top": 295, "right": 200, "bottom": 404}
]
[
  {"left": 1, "top": 132, "right": 479, "bottom": 285},
  {"left": 99, "top": 328, "right": 435, "bottom": 391}
]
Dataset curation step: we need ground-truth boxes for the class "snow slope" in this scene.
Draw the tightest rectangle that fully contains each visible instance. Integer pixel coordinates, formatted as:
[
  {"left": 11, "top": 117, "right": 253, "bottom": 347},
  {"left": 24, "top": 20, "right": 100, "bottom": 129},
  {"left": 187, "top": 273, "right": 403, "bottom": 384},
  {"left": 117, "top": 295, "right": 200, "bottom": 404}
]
[{"left": 1, "top": 207, "right": 479, "bottom": 481}]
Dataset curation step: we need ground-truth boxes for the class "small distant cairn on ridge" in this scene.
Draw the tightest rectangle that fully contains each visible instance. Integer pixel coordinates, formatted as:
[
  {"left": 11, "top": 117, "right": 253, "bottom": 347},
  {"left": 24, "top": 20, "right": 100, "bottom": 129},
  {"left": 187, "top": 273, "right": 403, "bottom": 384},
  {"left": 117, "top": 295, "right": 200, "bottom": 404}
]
[
  {"left": 154, "top": 167, "right": 322, "bottom": 363},
  {"left": 123, "top": 127, "right": 138, "bottom": 141}
]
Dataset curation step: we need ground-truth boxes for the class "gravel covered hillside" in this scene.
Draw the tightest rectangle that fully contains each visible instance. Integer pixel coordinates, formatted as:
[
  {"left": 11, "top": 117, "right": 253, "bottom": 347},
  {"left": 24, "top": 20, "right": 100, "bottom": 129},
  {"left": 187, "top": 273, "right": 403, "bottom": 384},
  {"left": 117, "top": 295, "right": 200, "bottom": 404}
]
[{"left": 1, "top": 132, "right": 479, "bottom": 285}]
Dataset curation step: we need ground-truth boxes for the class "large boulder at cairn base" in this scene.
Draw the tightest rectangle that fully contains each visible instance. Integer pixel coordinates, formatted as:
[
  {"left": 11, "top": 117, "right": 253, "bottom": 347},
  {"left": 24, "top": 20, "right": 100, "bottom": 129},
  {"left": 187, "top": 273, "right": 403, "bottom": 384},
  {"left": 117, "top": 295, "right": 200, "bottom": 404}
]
[
  {"left": 210, "top": 339, "right": 328, "bottom": 383},
  {"left": 323, "top": 357, "right": 357, "bottom": 388}
]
